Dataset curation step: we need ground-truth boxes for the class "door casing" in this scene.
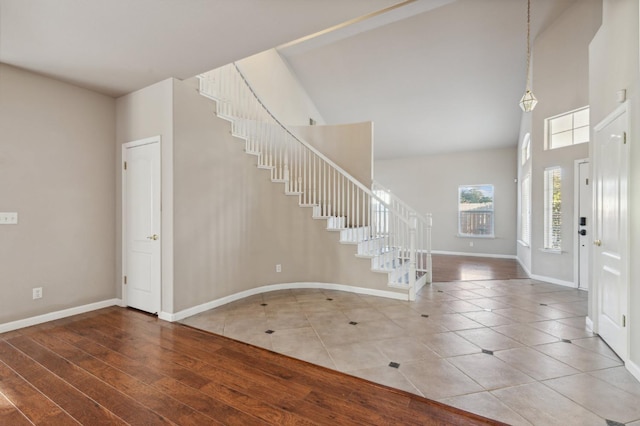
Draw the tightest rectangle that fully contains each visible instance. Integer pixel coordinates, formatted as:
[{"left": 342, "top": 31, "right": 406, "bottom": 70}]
[{"left": 122, "top": 136, "right": 162, "bottom": 314}]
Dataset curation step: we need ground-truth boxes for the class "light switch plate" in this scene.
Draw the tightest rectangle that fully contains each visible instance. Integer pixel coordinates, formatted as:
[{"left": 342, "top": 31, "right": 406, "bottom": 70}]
[{"left": 0, "top": 212, "right": 18, "bottom": 224}]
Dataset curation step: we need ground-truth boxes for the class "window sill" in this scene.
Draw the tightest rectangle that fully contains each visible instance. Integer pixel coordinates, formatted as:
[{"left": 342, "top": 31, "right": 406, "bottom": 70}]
[
  {"left": 539, "top": 248, "right": 563, "bottom": 254},
  {"left": 456, "top": 234, "right": 496, "bottom": 239}
]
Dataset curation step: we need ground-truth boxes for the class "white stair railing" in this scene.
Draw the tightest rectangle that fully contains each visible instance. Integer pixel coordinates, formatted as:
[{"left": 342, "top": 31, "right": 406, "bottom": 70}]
[
  {"left": 198, "top": 64, "right": 431, "bottom": 299},
  {"left": 372, "top": 181, "right": 432, "bottom": 283}
]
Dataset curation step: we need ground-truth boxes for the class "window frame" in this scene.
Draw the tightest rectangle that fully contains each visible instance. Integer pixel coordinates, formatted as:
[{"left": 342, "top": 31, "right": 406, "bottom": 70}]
[
  {"left": 543, "top": 167, "right": 562, "bottom": 252},
  {"left": 520, "top": 173, "right": 531, "bottom": 246},
  {"left": 457, "top": 184, "right": 495, "bottom": 238}
]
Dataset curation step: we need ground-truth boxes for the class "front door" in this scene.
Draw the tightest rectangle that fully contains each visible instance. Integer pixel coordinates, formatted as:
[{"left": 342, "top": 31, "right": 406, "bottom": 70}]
[
  {"left": 593, "top": 103, "right": 629, "bottom": 359},
  {"left": 122, "top": 137, "right": 161, "bottom": 314}
]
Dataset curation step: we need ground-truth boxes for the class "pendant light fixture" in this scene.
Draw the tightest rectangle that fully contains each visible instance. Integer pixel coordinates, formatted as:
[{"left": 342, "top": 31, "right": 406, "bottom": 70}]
[{"left": 519, "top": 0, "right": 537, "bottom": 112}]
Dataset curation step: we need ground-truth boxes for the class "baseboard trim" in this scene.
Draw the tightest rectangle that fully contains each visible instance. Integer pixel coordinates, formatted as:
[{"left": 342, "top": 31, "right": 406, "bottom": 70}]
[
  {"left": 585, "top": 316, "right": 594, "bottom": 333},
  {"left": 514, "top": 258, "right": 577, "bottom": 289},
  {"left": 516, "top": 257, "right": 532, "bottom": 277},
  {"left": 626, "top": 359, "right": 640, "bottom": 383},
  {"left": 431, "top": 250, "right": 517, "bottom": 259},
  {"left": 529, "top": 274, "right": 576, "bottom": 288},
  {"left": 0, "top": 299, "right": 122, "bottom": 334},
  {"left": 163, "top": 282, "right": 408, "bottom": 322}
]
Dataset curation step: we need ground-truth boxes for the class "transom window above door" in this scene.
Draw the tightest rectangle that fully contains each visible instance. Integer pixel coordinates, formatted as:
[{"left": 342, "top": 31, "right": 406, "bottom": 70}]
[{"left": 545, "top": 106, "right": 590, "bottom": 149}]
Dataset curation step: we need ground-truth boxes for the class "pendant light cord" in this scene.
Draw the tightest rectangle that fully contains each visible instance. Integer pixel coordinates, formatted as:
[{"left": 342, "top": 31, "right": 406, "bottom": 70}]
[{"left": 525, "top": 0, "right": 531, "bottom": 90}]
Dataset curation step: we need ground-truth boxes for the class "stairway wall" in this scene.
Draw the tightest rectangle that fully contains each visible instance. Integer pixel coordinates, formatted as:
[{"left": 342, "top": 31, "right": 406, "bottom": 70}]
[
  {"left": 292, "top": 122, "right": 374, "bottom": 187},
  {"left": 172, "top": 79, "right": 392, "bottom": 312}
]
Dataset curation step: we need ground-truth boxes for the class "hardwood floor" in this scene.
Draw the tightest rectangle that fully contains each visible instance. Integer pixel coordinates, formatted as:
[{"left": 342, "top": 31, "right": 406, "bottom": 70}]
[
  {"left": 0, "top": 307, "right": 506, "bottom": 425},
  {"left": 432, "top": 254, "right": 528, "bottom": 282}
]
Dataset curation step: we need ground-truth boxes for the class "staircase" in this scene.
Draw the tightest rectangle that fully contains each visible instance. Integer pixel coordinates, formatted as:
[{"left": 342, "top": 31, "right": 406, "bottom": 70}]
[{"left": 198, "top": 64, "right": 431, "bottom": 300}]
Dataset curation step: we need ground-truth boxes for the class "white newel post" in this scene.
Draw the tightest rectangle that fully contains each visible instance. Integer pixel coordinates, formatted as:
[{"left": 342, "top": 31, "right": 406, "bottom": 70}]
[{"left": 409, "top": 213, "right": 417, "bottom": 301}]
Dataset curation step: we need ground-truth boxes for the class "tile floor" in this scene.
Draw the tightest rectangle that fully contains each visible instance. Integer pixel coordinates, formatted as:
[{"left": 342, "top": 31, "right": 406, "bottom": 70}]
[{"left": 181, "top": 279, "right": 640, "bottom": 426}]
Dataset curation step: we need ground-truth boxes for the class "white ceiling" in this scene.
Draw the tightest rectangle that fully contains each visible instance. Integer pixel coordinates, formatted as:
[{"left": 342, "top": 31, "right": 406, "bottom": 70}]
[
  {"left": 279, "top": 0, "right": 579, "bottom": 158},
  {"left": 0, "top": 0, "right": 582, "bottom": 159},
  {"left": 0, "top": 0, "right": 399, "bottom": 96}
]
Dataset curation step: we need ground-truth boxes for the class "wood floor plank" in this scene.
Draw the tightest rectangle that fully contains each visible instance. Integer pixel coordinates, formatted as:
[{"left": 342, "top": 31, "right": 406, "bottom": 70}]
[
  {"left": 0, "top": 361, "right": 78, "bottom": 425},
  {"left": 61, "top": 320, "right": 307, "bottom": 425},
  {"left": 0, "top": 340, "right": 128, "bottom": 425},
  {"left": 150, "top": 376, "right": 266, "bottom": 426},
  {"left": 0, "top": 406, "right": 33, "bottom": 426},
  {"left": 27, "top": 330, "right": 217, "bottom": 426},
  {"left": 0, "top": 308, "right": 507, "bottom": 425},
  {"left": 48, "top": 326, "right": 264, "bottom": 426},
  {"left": 6, "top": 335, "right": 171, "bottom": 425},
  {"left": 432, "top": 254, "right": 528, "bottom": 282},
  {"left": 0, "top": 391, "right": 37, "bottom": 426}
]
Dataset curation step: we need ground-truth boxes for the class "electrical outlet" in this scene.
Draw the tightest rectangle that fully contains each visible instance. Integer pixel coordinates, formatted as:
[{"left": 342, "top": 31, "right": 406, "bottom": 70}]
[
  {"left": 0, "top": 212, "right": 18, "bottom": 224},
  {"left": 32, "top": 287, "right": 43, "bottom": 299},
  {"left": 276, "top": 264, "right": 282, "bottom": 273},
  {"left": 469, "top": 241, "right": 474, "bottom": 247}
]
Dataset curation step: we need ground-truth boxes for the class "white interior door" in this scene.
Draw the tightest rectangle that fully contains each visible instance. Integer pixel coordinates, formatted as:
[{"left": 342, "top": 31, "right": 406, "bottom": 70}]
[
  {"left": 123, "top": 137, "right": 161, "bottom": 314},
  {"left": 577, "top": 161, "right": 591, "bottom": 290},
  {"left": 593, "top": 103, "right": 629, "bottom": 359}
]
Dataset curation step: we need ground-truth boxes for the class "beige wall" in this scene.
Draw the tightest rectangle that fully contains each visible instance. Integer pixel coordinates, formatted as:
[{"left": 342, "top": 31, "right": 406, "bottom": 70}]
[
  {"left": 589, "top": 0, "right": 639, "bottom": 372},
  {"left": 292, "top": 122, "right": 374, "bottom": 186},
  {"left": 115, "top": 78, "right": 175, "bottom": 313},
  {"left": 0, "top": 64, "right": 116, "bottom": 323},
  {"left": 172, "top": 78, "right": 392, "bottom": 312},
  {"left": 236, "top": 49, "right": 325, "bottom": 126},
  {"left": 524, "top": 0, "right": 602, "bottom": 284},
  {"left": 375, "top": 147, "right": 517, "bottom": 256}
]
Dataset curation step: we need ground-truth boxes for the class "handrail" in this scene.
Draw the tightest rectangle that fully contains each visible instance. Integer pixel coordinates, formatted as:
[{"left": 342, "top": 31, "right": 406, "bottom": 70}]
[{"left": 232, "top": 65, "right": 392, "bottom": 210}]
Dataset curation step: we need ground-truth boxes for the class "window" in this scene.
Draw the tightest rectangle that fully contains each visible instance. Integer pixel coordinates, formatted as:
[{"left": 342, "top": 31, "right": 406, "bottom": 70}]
[
  {"left": 546, "top": 106, "right": 590, "bottom": 149},
  {"left": 520, "top": 173, "right": 531, "bottom": 246},
  {"left": 521, "top": 133, "right": 531, "bottom": 165},
  {"left": 543, "top": 167, "right": 562, "bottom": 250},
  {"left": 458, "top": 185, "right": 494, "bottom": 237}
]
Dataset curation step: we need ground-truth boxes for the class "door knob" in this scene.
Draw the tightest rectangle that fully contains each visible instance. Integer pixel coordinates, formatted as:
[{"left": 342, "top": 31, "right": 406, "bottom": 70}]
[
  {"left": 594, "top": 239, "right": 602, "bottom": 246},
  {"left": 147, "top": 234, "right": 159, "bottom": 240}
]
